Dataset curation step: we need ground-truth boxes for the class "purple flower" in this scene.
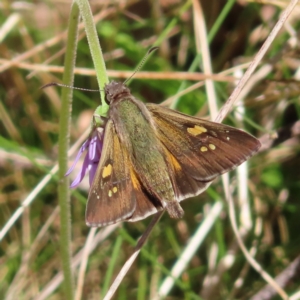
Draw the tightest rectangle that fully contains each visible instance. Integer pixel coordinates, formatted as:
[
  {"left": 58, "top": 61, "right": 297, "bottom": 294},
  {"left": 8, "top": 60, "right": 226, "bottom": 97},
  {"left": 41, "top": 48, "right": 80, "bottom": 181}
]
[{"left": 65, "top": 128, "right": 104, "bottom": 187}]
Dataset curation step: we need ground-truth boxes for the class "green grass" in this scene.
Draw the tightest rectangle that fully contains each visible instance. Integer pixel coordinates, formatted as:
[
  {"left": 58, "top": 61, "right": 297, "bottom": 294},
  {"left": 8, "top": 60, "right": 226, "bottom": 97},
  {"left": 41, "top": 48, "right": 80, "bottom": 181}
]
[{"left": 1, "top": 1, "right": 300, "bottom": 299}]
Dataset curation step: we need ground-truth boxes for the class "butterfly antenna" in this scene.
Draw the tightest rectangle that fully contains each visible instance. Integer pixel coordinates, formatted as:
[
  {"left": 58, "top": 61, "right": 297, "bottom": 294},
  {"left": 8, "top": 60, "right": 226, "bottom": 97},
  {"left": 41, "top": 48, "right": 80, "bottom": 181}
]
[
  {"left": 41, "top": 82, "right": 100, "bottom": 92},
  {"left": 123, "top": 46, "right": 158, "bottom": 85}
]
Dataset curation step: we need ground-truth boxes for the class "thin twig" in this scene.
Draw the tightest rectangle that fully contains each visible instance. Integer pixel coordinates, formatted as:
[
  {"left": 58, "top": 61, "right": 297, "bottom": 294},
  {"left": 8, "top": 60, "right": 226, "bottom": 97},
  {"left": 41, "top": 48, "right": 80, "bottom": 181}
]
[
  {"left": 75, "top": 228, "right": 97, "bottom": 300},
  {"left": 156, "top": 202, "right": 223, "bottom": 298},
  {"left": 34, "top": 225, "right": 118, "bottom": 300},
  {"left": 103, "top": 212, "right": 164, "bottom": 300},
  {"left": 215, "top": 0, "right": 299, "bottom": 123},
  {"left": 214, "top": 1, "right": 298, "bottom": 299},
  {"left": 0, "top": 128, "right": 90, "bottom": 242}
]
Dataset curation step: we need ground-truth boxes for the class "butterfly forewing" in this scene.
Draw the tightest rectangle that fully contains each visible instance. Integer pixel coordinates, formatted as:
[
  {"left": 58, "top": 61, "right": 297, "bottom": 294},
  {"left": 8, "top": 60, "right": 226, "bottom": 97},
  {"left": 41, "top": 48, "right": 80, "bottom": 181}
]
[
  {"left": 147, "top": 103, "right": 261, "bottom": 181},
  {"left": 86, "top": 120, "right": 136, "bottom": 226}
]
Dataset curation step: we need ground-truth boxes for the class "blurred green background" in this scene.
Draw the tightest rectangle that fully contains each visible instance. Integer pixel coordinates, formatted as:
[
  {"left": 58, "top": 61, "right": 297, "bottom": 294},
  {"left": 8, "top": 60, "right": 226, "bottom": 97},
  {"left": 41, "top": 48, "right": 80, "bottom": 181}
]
[{"left": 0, "top": 0, "right": 300, "bottom": 299}]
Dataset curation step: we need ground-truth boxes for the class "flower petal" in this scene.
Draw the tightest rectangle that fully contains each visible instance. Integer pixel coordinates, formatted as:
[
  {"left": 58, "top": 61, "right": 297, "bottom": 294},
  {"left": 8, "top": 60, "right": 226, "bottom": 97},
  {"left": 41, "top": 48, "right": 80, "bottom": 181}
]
[
  {"left": 69, "top": 152, "right": 91, "bottom": 188},
  {"left": 89, "top": 161, "right": 99, "bottom": 186},
  {"left": 65, "top": 138, "right": 90, "bottom": 176},
  {"left": 88, "top": 135, "right": 98, "bottom": 162},
  {"left": 88, "top": 133, "right": 103, "bottom": 184},
  {"left": 66, "top": 127, "right": 105, "bottom": 188}
]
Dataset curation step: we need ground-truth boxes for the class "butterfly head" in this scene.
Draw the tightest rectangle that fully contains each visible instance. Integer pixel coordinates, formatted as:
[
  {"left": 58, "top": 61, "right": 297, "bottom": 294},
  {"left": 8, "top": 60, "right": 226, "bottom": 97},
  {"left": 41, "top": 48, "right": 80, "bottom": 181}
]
[{"left": 104, "top": 81, "right": 131, "bottom": 104}]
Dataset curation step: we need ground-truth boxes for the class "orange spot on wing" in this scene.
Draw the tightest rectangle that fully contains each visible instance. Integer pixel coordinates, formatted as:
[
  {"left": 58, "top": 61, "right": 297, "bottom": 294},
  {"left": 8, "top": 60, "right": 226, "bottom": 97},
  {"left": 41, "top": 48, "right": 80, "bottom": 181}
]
[
  {"left": 167, "top": 152, "right": 182, "bottom": 172},
  {"left": 187, "top": 125, "right": 207, "bottom": 136},
  {"left": 130, "top": 167, "right": 141, "bottom": 190},
  {"left": 102, "top": 164, "right": 112, "bottom": 178}
]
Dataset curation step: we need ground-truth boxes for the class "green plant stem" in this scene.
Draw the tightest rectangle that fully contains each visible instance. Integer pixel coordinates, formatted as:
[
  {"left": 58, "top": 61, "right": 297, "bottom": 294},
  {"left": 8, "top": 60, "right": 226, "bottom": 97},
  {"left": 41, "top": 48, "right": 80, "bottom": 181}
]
[
  {"left": 58, "top": 3, "right": 80, "bottom": 299},
  {"left": 76, "top": 0, "right": 109, "bottom": 108},
  {"left": 58, "top": 1, "right": 108, "bottom": 299}
]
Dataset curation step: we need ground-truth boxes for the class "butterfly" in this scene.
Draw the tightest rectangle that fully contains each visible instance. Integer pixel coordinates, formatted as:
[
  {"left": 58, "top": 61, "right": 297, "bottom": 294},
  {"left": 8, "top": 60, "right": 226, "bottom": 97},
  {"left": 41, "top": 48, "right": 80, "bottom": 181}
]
[{"left": 85, "top": 81, "right": 261, "bottom": 227}]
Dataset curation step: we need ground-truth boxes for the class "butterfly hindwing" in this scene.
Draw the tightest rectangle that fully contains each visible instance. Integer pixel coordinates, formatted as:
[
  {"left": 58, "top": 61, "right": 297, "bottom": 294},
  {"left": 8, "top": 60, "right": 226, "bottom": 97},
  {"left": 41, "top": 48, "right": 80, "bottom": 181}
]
[
  {"left": 147, "top": 103, "right": 261, "bottom": 182},
  {"left": 86, "top": 120, "right": 136, "bottom": 227},
  {"left": 162, "top": 148, "right": 212, "bottom": 202},
  {"left": 126, "top": 168, "right": 162, "bottom": 222}
]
